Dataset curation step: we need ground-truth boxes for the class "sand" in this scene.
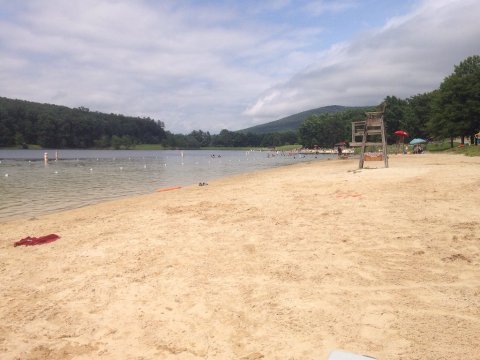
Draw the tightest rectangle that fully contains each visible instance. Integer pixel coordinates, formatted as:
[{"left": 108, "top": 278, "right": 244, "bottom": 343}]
[{"left": 1, "top": 153, "right": 479, "bottom": 359}]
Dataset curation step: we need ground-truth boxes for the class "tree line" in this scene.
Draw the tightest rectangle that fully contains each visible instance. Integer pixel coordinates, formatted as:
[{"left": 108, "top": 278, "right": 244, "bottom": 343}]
[
  {"left": 1, "top": 56, "right": 478, "bottom": 150},
  {"left": 298, "top": 108, "right": 374, "bottom": 148},
  {"left": 0, "top": 98, "right": 166, "bottom": 149},
  {"left": 161, "top": 129, "right": 299, "bottom": 149},
  {"left": 299, "top": 55, "right": 480, "bottom": 148},
  {"left": 0, "top": 96, "right": 299, "bottom": 149}
]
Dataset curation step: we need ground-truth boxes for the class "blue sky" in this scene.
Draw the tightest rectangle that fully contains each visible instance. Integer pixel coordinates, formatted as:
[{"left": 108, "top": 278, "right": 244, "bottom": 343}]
[{"left": 1, "top": 0, "right": 479, "bottom": 134}]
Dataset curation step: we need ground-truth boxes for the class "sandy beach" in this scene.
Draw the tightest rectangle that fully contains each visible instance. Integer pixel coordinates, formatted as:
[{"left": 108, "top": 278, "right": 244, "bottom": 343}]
[{"left": 1, "top": 153, "right": 479, "bottom": 359}]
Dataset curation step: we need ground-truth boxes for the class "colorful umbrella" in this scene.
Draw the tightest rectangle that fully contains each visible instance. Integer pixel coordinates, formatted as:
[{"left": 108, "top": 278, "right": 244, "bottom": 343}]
[
  {"left": 409, "top": 138, "right": 427, "bottom": 145},
  {"left": 394, "top": 130, "right": 408, "bottom": 137}
]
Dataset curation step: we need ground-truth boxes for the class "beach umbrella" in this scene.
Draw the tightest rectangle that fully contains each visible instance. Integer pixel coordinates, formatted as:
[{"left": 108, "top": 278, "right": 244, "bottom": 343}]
[
  {"left": 409, "top": 138, "right": 427, "bottom": 145},
  {"left": 394, "top": 131, "right": 408, "bottom": 154}
]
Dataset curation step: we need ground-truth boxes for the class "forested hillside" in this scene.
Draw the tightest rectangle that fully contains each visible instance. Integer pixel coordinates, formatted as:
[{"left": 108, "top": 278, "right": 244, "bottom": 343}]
[
  {"left": 0, "top": 97, "right": 165, "bottom": 148},
  {"left": 2, "top": 56, "right": 478, "bottom": 150},
  {"left": 238, "top": 105, "right": 364, "bottom": 134},
  {"left": 298, "top": 108, "right": 374, "bottom": 148}
]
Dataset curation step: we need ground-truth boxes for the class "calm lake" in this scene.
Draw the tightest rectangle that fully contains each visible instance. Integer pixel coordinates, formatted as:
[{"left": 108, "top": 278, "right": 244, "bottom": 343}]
[{"left": 0, "top": 149, "right": 334, "bottom": 221}]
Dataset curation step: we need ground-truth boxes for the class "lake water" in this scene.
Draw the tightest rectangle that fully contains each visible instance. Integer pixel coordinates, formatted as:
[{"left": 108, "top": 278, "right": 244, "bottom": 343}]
[{"left": 0, "top": 149, "right": 334, "bottom": 221}]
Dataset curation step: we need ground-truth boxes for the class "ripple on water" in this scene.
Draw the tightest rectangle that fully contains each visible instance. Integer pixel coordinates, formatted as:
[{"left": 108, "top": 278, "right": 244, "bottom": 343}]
[{"left": 0, "top": 149, "right": 334, "bottom": 220}]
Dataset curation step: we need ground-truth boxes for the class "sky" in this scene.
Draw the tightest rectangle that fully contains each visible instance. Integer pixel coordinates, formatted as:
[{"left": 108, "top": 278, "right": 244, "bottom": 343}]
[{"left": 1, "top": 0, "right": 479, "bottom": 134}]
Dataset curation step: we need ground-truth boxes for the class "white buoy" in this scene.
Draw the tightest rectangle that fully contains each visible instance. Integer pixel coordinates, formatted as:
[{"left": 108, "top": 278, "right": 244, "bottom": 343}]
[
  {"left": 120, "top": 167, "right": 123, "bottom": 170},
  {"left": 90, "top": 168, "right": 93, "bottom": 171},
  {"left": 4, "top": 173, "right": 8, "bottom": 177},
  {"left": 144, "top": 164, "right": 147, "bottom": 169}
]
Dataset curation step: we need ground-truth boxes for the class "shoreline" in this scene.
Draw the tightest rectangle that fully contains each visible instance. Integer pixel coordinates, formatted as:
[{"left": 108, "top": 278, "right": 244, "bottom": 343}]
[
  {"left": 0, "top": 148, "right": 338, "bottom": 222},
  {"left": 1, "top": 153, "right": 480, "bottom": 359},
  {"left": 0, "top": 153, "right": 334, "bottom": 223}
]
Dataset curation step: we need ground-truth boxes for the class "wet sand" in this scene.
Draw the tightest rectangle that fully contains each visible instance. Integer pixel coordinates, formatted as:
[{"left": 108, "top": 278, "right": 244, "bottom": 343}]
[{"left": 1, "top": 153, "right": 479, "bottom": 359}]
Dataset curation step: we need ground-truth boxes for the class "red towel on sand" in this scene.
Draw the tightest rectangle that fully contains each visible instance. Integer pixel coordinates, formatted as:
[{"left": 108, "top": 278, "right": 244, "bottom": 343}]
[{"left": 14, "top": 234, "right": 60, "bottom": 247}]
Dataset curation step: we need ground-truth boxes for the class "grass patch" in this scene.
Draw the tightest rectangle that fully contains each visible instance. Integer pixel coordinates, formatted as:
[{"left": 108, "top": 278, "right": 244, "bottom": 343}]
[
  {"left": 426, "top": 142, "right": 458, "bottom": 152},
  {"left": 200, "top": 146, "right": 261, "bottom": 151},
  {"left": 27, "top": 144, "right": 42, "bottom": 150},
  {"left": 355, "top": 141, "right": 480, "bottom": 157},
  {"left": 0, "top": 144, "right": 42, "bottom": 150},
  {"left": 133, "top": 143, "right": 166, "bottom": 150},
  {"left": 275, "top": 144, "right": 303, "bottom": 151},
  {"left": 201, "top": 144, "right": 302, "bottom": 151},
  {"left": 423, "top": 141, "right": 480, "bottom": 156},
  {"left": 445, "top": 145, "right": 480, "bottom": 156}
]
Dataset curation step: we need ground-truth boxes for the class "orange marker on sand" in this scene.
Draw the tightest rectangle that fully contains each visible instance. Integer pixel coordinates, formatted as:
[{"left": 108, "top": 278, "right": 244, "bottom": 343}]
[{"left": 156, "top": 186, "right": 182, "bottom": 192}]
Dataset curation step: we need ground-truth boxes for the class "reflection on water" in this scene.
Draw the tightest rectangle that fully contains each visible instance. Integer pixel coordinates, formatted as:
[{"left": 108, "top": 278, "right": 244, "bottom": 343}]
[{"left": 0, "top": 149, "right": 333, "bottom": 221}]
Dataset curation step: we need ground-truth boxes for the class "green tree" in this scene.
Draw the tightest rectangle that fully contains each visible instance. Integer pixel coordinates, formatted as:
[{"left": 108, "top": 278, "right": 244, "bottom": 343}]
[
  {"left": 429, "top": 55, "right": 480, "bottom": 145},
  {"left": 213, "top": 129, "right": 234, "bottom": 147},
  {"left": 406, "top": 91, "right": 436, "bottom": 139},
  {"left": 14, "top": 132, "right": 25, "bottom": 147},
  {"left": 111, "top": 135, "right": 123, "bottom": 150},
  {"left": 37, "top": 113, "right": 58, "bottom": 148},
  {"left": 280, "top": 131, "right": 299, "bottom": 145},
  {"left": 189, "top": 130, "right": 211, "bottom": 147},
  {"left": 121, "top": 135, "right": 135, "bottom": 149},
  {"left": 383, "top": 96, "right": 410, "bottom": 143},
  {"left": 298, "top": 110, "right": 360, "bottom": 148},
  {"left": 94, "top": 135, "right": 111, "bottom": 148},
  {"left": 298, "top": 115, "right": 322, "bottom": 148},
  {"left": 185, "top": 135, "right": 201, "bottom": 148},
  {"left": 0, "top": 120, "right": 13, "bottom": 146},
  {"left": 0, "top": 96, "right": 166, "bottom": 148},
  {"left": 168, "top": 133, "right": 187, "bottom": 148}
]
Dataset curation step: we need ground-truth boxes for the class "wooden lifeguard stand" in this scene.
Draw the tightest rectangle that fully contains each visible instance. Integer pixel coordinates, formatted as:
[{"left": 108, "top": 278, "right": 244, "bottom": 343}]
[{"left": 351, "top": 107, "right": 388, "bottom": 169}]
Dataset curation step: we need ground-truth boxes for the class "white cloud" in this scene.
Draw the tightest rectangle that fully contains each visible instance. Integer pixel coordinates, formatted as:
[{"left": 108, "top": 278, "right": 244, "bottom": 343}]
[
  {"left": 0, "top": 0, "right": 286, "bottom": 132},
  {"left": 0, "top": 0, "right": 479, "bottom": 133},
  {"left": 245, "top": 0, "right": 480, "bottom": 122}
]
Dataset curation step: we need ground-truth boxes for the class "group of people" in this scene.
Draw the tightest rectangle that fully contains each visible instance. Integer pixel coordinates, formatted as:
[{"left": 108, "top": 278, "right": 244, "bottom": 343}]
[{"left": 413, "top": 145, "right": 424, "bottom": 154}]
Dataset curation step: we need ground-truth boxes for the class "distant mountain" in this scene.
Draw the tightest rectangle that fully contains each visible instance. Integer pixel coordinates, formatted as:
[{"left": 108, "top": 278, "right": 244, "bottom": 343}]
[{"left": 238, "top": 105, "right": 370, "bottom": 134}]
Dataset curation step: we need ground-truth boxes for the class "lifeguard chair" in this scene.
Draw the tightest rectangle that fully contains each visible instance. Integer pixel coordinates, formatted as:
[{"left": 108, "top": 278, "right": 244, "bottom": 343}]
[{"left": 350, "top": 106, "right": 388, "bottom": 169}]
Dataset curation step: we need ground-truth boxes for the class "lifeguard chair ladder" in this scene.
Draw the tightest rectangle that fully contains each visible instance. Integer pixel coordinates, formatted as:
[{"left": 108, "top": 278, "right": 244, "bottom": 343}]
[{"left": 355, "top": 108, "right": 388, "bottom": 169}]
